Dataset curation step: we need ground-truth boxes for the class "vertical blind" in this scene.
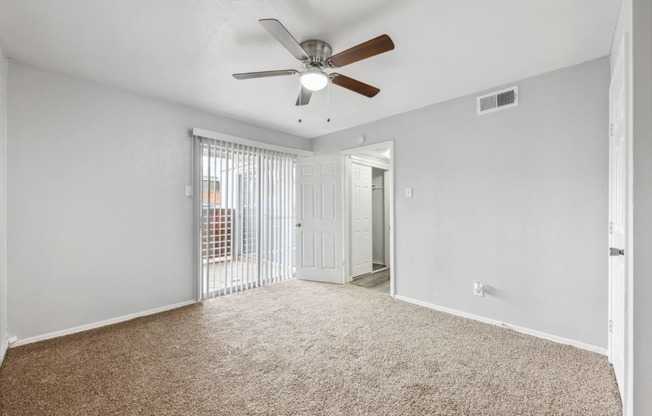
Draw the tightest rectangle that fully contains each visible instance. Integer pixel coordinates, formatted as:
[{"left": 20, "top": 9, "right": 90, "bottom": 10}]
[{"left": 194, "top": 136, "right": 297, "bottom": 300}]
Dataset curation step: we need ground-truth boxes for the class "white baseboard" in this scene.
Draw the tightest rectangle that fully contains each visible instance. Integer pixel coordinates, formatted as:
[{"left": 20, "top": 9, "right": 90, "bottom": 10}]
[
  {"left": 11, "top": 300, "right": 197, "bottom": 347},
  {"left": 394, "top": 295, "right": 607, "bottom": 356},
  {"left": 10, "top": 294, "right": 607, "bottom": 356}
]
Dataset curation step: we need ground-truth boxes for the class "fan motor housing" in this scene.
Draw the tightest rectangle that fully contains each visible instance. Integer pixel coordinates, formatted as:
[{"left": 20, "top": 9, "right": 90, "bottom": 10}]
[{"left": 300, "top": 39, "right": 332, "bottom": 67}]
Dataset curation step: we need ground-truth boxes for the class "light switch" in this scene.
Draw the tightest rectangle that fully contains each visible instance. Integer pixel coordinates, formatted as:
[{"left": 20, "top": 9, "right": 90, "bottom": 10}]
[
  {"left": 185, "top": 185, "right": 193, "bottom": 197},
  {"left": 405, "top": 187, "right": 413, "bottom": 198},
  {"left": 473, "top": 281, "right": 485, "bottom": 297}
]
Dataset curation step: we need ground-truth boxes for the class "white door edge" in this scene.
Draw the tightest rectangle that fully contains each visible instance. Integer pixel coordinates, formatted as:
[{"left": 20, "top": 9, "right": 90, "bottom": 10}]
[{"left": 608, "top": 33, "right": 630, "bottom": 409}]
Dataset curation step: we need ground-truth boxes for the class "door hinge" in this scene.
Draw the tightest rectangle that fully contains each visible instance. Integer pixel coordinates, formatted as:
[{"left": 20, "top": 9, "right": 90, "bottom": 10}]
[
  {"left": 609, "top": 221, "right": 614, "bottom": 235},
  {"left": 609, "top": 123, "right": 614, "bottom": 137},
  {"left": 609, "top": 319, "right": 613, "bottom": 333}
]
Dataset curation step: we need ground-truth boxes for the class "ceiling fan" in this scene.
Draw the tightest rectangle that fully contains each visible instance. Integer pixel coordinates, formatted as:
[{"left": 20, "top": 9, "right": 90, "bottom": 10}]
[{"left": 233, "top": 19, "right": 395, "bottom": 107}]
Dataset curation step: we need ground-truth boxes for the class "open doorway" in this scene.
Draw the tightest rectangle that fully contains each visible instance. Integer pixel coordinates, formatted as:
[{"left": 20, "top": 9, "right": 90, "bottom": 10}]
[{"left": 341, "top": 141, "right": 394, "bottom": 295}]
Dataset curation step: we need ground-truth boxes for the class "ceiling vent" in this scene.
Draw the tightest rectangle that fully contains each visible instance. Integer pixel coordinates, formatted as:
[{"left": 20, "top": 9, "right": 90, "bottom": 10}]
[{"left": 477, "top": 86, "right": 518, "bottom": 115}]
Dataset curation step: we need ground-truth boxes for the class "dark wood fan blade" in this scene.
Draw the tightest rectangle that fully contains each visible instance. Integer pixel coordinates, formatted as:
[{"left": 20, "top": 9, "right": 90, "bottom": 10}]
[
  {"left": 295, "top": 86, "right": 313, "bottom": 106},
  {"left": 331, "top": 74, "right": 380, "bottom": 98},
  {"left": 233, "top": 69, "right": 298, "bottom": 80},
  {"left": 328, "top": 34, "right": 394, "bottom": 68},
  {"left": 259, "top": 19, "right": 310, "bottom": 61}
]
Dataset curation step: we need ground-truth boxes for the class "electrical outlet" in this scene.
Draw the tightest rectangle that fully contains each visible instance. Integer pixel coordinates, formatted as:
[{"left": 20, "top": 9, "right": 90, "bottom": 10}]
[
  {"left": 473, "top": 281, "right": 484, "bottom": 297},
  {"left": 184, "top": 185, "right": 193, "bottom": 197}
]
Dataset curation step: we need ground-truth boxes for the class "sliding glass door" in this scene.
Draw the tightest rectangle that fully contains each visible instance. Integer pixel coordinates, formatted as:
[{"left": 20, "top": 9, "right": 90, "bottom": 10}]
[{"left": 194, "top": 137, "right": 296, "bottom": 299}]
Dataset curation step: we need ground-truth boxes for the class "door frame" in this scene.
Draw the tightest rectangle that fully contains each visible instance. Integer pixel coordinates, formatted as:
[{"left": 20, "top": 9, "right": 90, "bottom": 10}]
[
  {"left": 341, "top": 140, "right": 396, "bottom": 296},
  {"left": 383, "top": 170, "right": 391, "bottom": 268}
]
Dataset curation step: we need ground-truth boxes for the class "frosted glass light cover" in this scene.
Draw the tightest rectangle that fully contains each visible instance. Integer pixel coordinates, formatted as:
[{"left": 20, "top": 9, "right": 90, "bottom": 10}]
[{"left": 300, "top": 71, "right": 328, "bottom": 91}]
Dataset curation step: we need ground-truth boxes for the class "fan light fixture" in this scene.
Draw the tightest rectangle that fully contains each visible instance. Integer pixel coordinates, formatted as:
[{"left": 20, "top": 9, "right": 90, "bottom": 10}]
[
  {"left": 300, "top": 69, "right": 328, "bottom": 91},
  {"left": 233, "top": 19, "right": 395, "bottom": 107}
]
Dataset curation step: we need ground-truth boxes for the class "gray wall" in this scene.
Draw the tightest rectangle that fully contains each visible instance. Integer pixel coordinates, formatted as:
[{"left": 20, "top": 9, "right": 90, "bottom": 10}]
[
  {"left": 312, "top": 57, "right": 610, "bottom": 349},
  {"left": 7, "top": 62, "right": 309, "bottom": 341},
  {"left": 0, "top": 45, "right": 7, "bottom": 363},
  {"left": 632, "top": 0, "right": 652, "bottom": 413}
]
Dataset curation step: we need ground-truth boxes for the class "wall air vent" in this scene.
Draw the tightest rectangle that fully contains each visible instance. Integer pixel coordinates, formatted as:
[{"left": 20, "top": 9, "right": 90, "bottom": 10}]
[{"left": 477, "top": 86, "right": 518, "bottom": 115}]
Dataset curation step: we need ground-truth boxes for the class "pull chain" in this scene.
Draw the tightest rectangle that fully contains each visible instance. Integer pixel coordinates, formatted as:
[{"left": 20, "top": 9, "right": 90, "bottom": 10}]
[
  {"left": 298, "top": 85, "right": 302, "bottom": 123},
  {"left": 297, "top": 81, "right": 331, "bottom": 124},
  {"left": 326, "top": 80, "right": 331, "bottom": 123}
]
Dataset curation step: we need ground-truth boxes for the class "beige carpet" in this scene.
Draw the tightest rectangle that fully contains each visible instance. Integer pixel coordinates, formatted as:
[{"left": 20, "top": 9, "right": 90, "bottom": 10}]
[{"left": 0, "top": 280, "right": 621, "bottom": 415}]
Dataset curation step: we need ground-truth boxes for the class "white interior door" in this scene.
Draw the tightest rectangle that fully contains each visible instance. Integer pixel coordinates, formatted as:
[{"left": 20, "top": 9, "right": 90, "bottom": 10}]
[
  {"left": 351, "top": 163, "right": 373, "bottom": 277},
  {"left": 295, "top": 156, "right": 343, "bottom": 284},
  {"left": 608, "top": 40, "right": 627, "bottom": 398}
]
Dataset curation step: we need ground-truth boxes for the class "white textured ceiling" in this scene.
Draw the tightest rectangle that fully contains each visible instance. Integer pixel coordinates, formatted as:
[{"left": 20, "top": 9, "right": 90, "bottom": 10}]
[{"left": 0, "top": 0, "right": 619, "bottom": 139}]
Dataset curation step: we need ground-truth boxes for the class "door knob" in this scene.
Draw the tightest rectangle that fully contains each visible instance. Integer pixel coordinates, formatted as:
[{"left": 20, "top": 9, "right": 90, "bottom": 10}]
[{"left": 610, "top": 247, "right": 625, "bottom": 256}]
